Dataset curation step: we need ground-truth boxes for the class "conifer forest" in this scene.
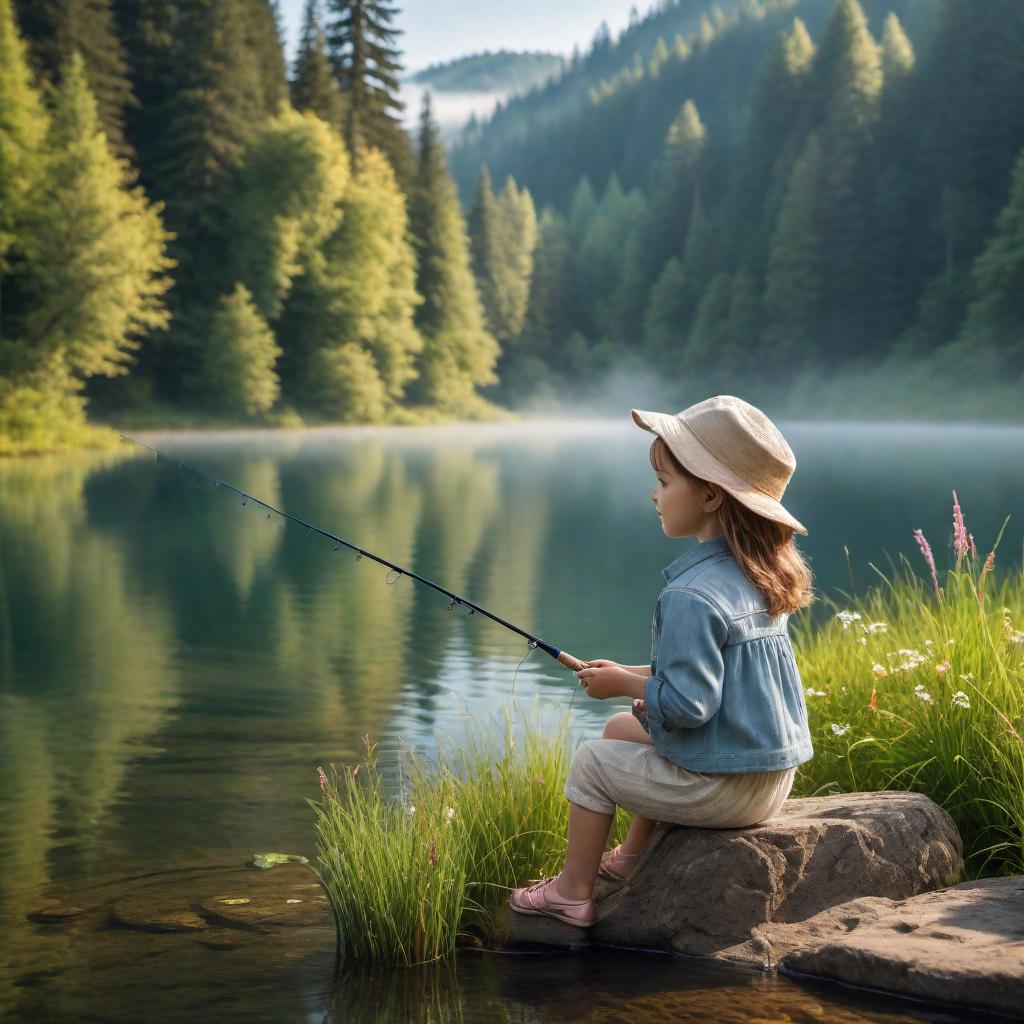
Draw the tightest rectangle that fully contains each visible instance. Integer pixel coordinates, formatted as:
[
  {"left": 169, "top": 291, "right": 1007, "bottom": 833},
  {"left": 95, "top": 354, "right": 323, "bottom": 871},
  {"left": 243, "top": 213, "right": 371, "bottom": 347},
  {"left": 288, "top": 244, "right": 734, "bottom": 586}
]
[{"left": 1, "top": 0, "right": 1023, "bottom": 453}]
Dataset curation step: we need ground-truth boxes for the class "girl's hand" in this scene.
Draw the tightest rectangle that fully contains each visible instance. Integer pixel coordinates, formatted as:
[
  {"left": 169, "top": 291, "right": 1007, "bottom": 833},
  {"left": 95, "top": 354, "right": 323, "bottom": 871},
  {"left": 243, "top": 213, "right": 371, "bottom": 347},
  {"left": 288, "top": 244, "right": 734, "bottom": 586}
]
[{"left": 574, "top": 664, "right": 641, "bottom": 700}]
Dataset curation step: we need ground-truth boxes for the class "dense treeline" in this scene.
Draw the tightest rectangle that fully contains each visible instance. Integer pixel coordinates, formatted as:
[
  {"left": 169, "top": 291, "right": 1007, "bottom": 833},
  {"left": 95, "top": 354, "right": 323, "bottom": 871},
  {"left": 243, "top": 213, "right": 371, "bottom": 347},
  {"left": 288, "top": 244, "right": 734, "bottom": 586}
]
[
  {"left": 408, "top": 50, "right": 564, "bottom": 94},
  {"left": 0, "top": 0, "right": 507, "bottom": 454},
  {"left": 453, "top": 0, "right": 1024, "bottom": 407},
  {"left": 2, "top": 0, "right": 1023, "bottom": 455}
]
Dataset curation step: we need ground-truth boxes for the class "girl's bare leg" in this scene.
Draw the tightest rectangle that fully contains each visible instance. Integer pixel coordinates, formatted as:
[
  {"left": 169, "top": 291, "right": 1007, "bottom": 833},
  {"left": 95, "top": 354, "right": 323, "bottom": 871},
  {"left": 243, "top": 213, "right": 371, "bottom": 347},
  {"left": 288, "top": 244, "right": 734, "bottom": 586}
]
[
  {"left": 556, "top": 801, "right": 615, "bottom": 900},
  {"left": 602, "top": 712, "right": 658, "bottom": 855}
]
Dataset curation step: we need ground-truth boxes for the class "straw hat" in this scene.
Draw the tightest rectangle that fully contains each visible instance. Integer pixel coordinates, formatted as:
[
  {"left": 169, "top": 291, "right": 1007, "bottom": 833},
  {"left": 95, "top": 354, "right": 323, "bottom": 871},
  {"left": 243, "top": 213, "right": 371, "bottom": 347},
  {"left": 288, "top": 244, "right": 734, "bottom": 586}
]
[{"left": 631, "top": 395, "right": 807, "bottom": 535}]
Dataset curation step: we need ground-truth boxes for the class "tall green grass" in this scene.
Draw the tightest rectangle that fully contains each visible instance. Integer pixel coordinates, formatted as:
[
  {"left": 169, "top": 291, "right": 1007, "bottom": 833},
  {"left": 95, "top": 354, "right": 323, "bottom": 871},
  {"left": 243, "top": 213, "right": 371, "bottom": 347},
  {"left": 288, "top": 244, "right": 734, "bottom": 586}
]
[
  {"left": 310, "top": 500, "right": 1023, "bottom": 966},
  {"left": 309, "top": 703, "right": 629, "bottom": 966},
  {"left": 792, "top": 524, "right": 1024, "bottom": 881}
]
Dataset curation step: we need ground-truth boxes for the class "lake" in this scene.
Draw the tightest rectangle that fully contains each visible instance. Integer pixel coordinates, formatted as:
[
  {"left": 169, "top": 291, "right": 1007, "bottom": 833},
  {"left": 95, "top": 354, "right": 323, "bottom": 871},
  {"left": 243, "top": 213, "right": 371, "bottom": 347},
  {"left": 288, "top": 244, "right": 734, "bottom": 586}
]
[{"left": 2, "top": 418, "right": 1021, "bottom": 1021}]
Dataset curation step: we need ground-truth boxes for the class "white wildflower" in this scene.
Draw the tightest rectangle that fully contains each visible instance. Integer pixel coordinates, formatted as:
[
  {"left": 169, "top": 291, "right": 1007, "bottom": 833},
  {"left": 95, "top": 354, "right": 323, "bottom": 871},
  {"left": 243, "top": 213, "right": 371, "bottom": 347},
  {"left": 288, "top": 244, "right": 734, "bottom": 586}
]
[
  {"left": 805, "top": 687, "right": 827, "bottom": 698},
  {"left": 830, "top": 723, "right": 851, "bottom": 736},
  {"left": 946, "top": 639, "right": 955, "bottom": 647},
  {"left": 836, "top": 610, "right": 862, "bottom": 630},
  {"left": 951, "top": 691, "right": 970, "bottom": 709},
  {"left": 887, "top": 648, "right": 927, "bottom": 673},
  {"left": 444, "top": 806, "right": 456, "bottom": 822},
  {"left": 1008, "top": 629, "right": 1024, "bottom": 645},
  {"left": 864, "top": 622, "right": 889, "bottom": 634},
  {"left": 407, "top": 804, "right": 416, "bottom": 815},
  {"left": 914, "top": 687, "right": 934, "bottom": 703},
  {"left": 871, "top": 663, "right": 887, "bottom": 678},
  {"left": 924, "top": 639, "right": 934, "bottom": 648},
  {"left": 959, "top": 672, "right": 974, "bottom": 682},
  {"left": 857, "top": 636, "right": 868, "bottom": 646}
]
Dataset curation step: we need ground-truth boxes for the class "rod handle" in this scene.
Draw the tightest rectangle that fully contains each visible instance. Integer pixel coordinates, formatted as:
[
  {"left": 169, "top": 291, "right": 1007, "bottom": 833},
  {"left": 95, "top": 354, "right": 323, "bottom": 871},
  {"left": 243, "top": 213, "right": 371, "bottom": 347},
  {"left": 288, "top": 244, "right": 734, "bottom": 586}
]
[{"left": 557, "top": 650, "right": 586, "bottom": 672}]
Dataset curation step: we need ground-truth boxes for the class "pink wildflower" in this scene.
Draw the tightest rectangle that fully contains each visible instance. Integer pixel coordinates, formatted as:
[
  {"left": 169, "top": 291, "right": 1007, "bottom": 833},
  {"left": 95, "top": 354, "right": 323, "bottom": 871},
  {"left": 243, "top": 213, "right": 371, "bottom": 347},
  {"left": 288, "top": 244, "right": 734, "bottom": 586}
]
[
  {"left": 913, "top": 529, "right": 941, "bottom": 598},
  {"left": 952, "top": 491, "right": 969, "bottom": 562},
  {"left": 935, "top": 661, "right": 950, "bottom": 675},
  {"left": 317, "top": 766, "right": 328, "bottom": 793},
  {"left": 969, "top": 534, "right": 977, "bottom": 562}
]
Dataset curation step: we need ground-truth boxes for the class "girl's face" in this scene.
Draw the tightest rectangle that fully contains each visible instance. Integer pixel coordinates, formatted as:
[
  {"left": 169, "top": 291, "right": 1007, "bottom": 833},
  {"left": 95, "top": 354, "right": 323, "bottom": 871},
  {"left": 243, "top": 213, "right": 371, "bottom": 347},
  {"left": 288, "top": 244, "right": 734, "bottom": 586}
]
[{"left": 650, "top": 458, "right": 723, "bottom": 540}]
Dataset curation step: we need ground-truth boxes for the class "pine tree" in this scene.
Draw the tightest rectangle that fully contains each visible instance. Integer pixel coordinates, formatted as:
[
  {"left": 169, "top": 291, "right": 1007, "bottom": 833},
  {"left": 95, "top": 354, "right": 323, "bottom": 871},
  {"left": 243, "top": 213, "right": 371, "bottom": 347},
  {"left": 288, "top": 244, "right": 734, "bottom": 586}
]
[
  {"left": 518, "top": 208, "right": 571, "bottom": 360},
  {"left": 16, "top": 52, "right": 173, "bottom": 382},
  {"left": 291, "top": 0, "right": 346, "bottom": 127},
  {"left": 407, "top": 93, "right": 499, "bottom": 411},
  {"left": 468, "top": 165, "right": 505, "bottom": 335},
  {"left": 496, "top": 175, "right": 537, "bottom": 340},
  {"left": 325, "top": 0, "right": 412, "bottom": 186},
  {"left": 0, "top": 0, "right": 49, "bottom": 354},
  {"left": 279, "top": 145, "right": 422, "bottom": 416},
  {"left": 14, "top": 0, "right": 135, "bottom": 155},
  {"left": 879, "top": 12, "right": 914, "bottom": 81},
  {"left": 959, "top": 149, "right": 1024, "bottom": 368},
  {"left": 198, "top": 282, "right": 281, "bottom": 416},
  {"left": 808, "top": 0, "right": 883, "bottom": 344},
  {"left": 643, "top": 256, "right": 689, "bottom": 360},
  {"left": 764, "top": 134, "right": 823, "bottom": 362}
]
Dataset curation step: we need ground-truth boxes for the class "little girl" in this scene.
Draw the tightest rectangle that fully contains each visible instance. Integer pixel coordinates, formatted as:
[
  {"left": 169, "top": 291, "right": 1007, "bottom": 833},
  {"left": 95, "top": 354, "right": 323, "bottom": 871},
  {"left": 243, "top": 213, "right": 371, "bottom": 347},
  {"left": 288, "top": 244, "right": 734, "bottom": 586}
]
[{"left": 510, "top": 395, "right": 815, "bottom": 926}]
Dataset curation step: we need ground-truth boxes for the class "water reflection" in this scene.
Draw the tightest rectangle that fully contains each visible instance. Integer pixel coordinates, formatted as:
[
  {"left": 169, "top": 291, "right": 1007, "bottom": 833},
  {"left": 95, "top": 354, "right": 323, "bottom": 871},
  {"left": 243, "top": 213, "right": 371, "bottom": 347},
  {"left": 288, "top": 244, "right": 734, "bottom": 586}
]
[{"left": 1, "top": 420, "right": 1022, "bottom": 1021}]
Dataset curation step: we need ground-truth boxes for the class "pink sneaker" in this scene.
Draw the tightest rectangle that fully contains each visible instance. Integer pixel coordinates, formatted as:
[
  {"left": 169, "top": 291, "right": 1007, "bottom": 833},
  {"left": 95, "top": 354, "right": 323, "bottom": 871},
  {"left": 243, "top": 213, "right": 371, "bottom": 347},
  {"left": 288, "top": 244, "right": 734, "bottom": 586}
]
[
  {"left": 598, "top": 845, "right": 642, "bottom": 881},
  {"left": 508, "top": 876, "right": 596, "bottom": 926}
]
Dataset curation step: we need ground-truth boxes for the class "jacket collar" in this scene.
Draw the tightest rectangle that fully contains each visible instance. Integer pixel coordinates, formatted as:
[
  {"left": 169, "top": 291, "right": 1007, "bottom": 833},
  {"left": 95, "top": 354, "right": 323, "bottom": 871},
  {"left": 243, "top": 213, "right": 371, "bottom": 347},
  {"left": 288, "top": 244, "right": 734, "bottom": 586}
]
[{"left": 662, "top": 534, "right": 730, "bottom": 583}]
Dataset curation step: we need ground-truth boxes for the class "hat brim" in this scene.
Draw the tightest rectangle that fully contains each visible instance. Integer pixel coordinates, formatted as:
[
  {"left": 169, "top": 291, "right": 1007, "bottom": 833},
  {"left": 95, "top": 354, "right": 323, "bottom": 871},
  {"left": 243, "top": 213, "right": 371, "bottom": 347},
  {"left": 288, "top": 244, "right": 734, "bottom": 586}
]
[{"left": 631, "top": 408, "right": 808, "bottom": 535}]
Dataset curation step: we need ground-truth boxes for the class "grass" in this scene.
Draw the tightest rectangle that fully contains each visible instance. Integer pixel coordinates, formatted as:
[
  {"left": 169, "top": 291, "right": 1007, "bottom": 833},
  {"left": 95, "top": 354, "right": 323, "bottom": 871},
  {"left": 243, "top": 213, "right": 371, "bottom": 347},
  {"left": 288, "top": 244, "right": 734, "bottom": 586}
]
[{"left": 310, "top": 497, "right": 1024, "bottom": 967}]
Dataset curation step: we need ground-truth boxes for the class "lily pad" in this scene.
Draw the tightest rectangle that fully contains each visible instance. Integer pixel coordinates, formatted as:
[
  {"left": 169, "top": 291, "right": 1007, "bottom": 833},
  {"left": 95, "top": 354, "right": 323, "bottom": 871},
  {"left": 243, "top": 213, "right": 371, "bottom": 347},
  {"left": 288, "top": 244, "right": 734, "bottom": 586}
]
[{"left": 248, "top": 852, "right": 310, "bottom": 870}]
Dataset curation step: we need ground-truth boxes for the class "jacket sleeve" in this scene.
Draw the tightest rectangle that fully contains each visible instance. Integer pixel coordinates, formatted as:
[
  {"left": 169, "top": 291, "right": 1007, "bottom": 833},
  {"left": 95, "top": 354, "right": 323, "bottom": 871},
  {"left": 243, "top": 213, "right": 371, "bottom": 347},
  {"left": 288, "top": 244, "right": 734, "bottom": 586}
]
[{"left": 644, "top": 588, "right": 730, "bottom": 731}]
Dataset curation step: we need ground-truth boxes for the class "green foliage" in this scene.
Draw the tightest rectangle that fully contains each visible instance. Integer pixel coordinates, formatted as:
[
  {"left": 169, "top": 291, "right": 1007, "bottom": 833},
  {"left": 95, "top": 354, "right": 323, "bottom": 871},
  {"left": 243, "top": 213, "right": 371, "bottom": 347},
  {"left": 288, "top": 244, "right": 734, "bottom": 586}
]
[
  {"left": 310, "top": 703, "right": 631, "bottom": 966},
  {"left": 224, "top": 106, "right": 350, "bottom": 320},
  {"left": 407, "top": 49, "right": 564, "bottom": 94},
  {"left": 291, "top": 0, "right": 346, "bottom": 128},
  {"left": 793, "top": 505, "right": 1024, "bottom": 879},
  {"left": 282, "top": 145, "right": 422, "bottom": 419},
  {"left": 16, "top": 51, "right": 173, "bottom": 381},
  {"left": 195, "top": 282, "right": 281, "bottom": 416},
  {"left": 408, "top": 94, "right": 500, "bottom": 412}
]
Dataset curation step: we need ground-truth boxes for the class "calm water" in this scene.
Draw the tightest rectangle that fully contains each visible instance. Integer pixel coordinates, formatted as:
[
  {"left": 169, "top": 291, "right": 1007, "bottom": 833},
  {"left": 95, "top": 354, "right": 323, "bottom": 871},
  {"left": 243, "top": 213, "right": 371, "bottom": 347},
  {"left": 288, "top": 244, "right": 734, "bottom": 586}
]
[{"left": 2, "top": 418, "right": 1022, "bottom": 1022}]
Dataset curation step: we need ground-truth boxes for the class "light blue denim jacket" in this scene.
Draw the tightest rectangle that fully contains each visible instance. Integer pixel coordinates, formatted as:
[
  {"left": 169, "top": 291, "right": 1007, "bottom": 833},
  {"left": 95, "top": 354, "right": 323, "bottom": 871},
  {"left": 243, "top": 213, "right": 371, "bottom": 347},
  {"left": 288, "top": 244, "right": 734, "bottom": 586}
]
[{"left": 640, "top": 534, "right": 814, "bottom": 773}]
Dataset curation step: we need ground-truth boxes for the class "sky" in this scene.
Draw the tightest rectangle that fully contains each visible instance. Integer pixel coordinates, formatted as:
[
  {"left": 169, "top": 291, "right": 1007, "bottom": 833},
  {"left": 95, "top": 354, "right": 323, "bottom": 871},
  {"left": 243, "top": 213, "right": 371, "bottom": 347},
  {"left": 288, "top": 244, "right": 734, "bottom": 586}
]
[{"left": 278, "top": 0, "right": 640, "bottom": 75}]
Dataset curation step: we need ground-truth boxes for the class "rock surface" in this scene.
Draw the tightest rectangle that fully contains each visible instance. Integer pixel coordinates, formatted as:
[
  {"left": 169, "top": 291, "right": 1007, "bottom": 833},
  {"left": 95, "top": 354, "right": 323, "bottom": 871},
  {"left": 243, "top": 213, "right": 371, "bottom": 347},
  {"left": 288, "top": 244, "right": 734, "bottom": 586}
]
[
  {"left": 780, "top": 876, "right": 1024, "bottom": 1017},
  {"left": 500, "top": 792, "right": 963, "bottom": 957}
]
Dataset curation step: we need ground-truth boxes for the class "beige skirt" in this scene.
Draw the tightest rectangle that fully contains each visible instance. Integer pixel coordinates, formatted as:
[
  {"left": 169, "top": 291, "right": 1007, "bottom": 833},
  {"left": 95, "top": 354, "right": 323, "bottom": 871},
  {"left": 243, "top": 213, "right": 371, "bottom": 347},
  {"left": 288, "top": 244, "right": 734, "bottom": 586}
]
[{"left": 564, "top": 738, "right": 797, "bottom": 828}]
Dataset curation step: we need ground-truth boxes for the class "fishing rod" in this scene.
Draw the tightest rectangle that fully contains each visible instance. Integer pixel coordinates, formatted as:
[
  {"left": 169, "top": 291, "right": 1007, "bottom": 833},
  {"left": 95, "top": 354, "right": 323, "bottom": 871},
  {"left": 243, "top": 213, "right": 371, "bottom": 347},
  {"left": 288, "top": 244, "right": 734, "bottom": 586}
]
[{"left": 119, "top": 434, "right": 587, "bottom": 673}]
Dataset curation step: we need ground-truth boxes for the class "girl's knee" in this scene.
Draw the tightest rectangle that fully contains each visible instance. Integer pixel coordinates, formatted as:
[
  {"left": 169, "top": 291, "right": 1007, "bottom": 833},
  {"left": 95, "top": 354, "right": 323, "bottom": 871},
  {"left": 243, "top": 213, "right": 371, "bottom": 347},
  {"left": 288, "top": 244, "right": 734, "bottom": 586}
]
[{"left": 603, "top": 711, "right": 641, "bottom": 741}]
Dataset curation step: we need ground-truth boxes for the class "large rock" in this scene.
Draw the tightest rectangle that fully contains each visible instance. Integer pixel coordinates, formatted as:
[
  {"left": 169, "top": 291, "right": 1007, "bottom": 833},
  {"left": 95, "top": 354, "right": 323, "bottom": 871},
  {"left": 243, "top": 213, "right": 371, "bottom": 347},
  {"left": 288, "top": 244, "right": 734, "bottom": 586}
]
[
  {"left": 500, "top": 792, "right": 963, "bottom": 956},
  {"left": 780, "top": 875, "right": 1024, "bottom": 1017}
]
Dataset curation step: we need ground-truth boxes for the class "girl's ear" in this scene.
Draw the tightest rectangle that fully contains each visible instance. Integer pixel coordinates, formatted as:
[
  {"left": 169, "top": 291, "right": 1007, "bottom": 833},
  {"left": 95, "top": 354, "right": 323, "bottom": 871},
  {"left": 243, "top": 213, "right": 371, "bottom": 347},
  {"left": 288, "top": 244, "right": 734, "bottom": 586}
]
[{"left": 704, "top": 485, "right": 725, "bottom": 513}]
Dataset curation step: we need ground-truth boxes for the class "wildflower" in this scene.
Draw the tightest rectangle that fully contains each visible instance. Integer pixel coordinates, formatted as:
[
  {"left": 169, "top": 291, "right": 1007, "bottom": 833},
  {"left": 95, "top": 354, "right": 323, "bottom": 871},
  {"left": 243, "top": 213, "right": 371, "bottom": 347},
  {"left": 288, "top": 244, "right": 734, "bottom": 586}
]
[
  {"left": 444, "top": 806, "right": 456, "bottom": 822},
  {"left": 869, "top": 688, "right": 877, "bottom": 711},
  {"left": 886, "top": 648, "right": 927, "bottom": 672},
  {"left": 951, "top": 691, "right": 970, "bottom": 709},
  {"left": 408, "top": 804, "right": 416, "bottom": 815},
  {"left": 959, "top": 672, "right": 974, "bottom": 682},
  {"left": 946, "top": 639, "right": 955, "bottom": 647},
  {"left": 864, "top": 622, "right": 888, "bottom": 634},
  {"left": 533, "top": 775, "right": 545, "bottom": 786},
  {"left": 924, "top": 639, "right": 934, "bottom": 648},
  {"left": 857, "top": 636, "right": 867, "bottom": 646},
  {"left": 952, "top": 491, "right": 969, "bottom": 561},
  {"left": 913, "top": 529, "right": 941, "bottom": 598},
  {"left": 1009, "top": 630, "right": 1024, "bottom": 645},
  {"left": 836, "top": 610, "right": 862, "bottom": 630},
  {"left": 969, "top": 534, "right": 978, "bottom": 562},
  {"left": 913, "top": 684, "right": 934, "bottom": 704},
  {"left": 317, "top": 766, "right": 328, "bottom": 793},
  {"left": 872, "top": 663, "right": 887, "bottom": 678},
  {"left": 830, "top": 723, "right": 851, "bottom": 736},
  {"left": 935, "top": 661, "right": 950, "bottom": 675},
  {"left": 805, "top": 687, "right": 827, "bottom": 697}
]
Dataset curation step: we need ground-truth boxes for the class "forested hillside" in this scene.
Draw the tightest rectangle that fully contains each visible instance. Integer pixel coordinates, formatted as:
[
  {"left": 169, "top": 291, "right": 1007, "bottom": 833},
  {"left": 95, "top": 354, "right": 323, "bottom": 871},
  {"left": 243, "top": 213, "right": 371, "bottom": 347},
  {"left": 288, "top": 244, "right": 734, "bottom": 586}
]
[
  {"left": 1, "top": 0, "right": 1022, "bottom": 456},
  {"left": 407, "top": 50, "right": 564, "bottom": 94},
  {"left": 452, "top": 0, "right": 1024, "bottom": 411}
]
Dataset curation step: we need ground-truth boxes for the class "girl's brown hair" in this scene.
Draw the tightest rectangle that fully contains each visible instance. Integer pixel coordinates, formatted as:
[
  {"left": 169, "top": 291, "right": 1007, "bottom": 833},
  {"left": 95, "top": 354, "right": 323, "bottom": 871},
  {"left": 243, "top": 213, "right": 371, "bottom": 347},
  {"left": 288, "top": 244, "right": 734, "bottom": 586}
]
[{"left": 650, "top": 436, "right": 814, "bottom": 616}]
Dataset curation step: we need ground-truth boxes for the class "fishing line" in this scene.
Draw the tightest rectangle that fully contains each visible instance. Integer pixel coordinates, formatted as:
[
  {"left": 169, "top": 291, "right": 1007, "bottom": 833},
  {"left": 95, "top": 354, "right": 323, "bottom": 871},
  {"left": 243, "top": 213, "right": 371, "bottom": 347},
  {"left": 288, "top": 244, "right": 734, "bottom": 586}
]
[{"left": 120, "top": 434, "right": 587, "bottom": 677}]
